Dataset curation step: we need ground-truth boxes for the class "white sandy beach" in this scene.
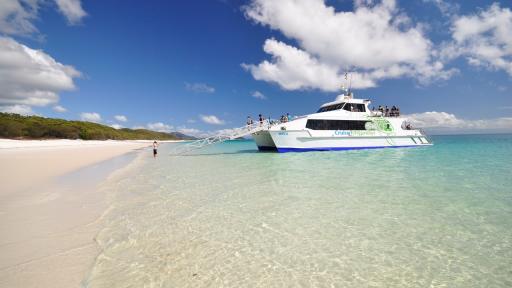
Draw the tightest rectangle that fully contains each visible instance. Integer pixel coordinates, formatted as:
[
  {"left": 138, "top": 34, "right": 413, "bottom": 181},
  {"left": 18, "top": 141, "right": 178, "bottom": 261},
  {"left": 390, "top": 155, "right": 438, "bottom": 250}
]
[{"left": 0, "top": 140, "right": 171, "bottom": 287}]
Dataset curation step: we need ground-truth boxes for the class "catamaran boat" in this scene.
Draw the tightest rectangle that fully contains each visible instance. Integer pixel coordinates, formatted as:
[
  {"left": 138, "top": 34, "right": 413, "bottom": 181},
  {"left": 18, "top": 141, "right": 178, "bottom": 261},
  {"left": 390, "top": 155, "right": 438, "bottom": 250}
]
[{"left": 251, "top": 91, "right": 432, "bottom": 152}]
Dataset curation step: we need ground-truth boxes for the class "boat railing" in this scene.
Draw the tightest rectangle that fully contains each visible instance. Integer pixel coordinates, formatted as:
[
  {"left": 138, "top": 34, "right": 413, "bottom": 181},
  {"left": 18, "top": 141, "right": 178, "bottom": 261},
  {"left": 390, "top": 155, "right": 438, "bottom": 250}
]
[
  {"left": 170, "top": 120, "right": 278, "bottom": 155},
  {"left": 418, "top": 128, "right": 433, "bottom": 144}
]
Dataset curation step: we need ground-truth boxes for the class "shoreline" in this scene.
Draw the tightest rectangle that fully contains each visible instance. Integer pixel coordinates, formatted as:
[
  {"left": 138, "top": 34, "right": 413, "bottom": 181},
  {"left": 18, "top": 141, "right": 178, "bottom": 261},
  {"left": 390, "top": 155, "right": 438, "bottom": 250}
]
[
  {"left": 0, "top": 140, "right": 156, "bottom": 288},
  {"left": 0, "top": 139, "right": 177, "bottom": 194}
]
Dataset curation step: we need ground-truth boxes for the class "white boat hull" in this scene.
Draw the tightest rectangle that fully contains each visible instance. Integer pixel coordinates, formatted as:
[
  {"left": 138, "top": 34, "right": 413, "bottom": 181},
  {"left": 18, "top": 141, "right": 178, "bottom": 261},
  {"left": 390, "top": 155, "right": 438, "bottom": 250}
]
[
  {"left": 252, "top": 130, "right": 431, "bottom": 153},
  {"left": 268, "top": 130, "right": 431, "bottom": 152},
  {"left": 252, "top": 130, "right": 277, "bottom": 151}
]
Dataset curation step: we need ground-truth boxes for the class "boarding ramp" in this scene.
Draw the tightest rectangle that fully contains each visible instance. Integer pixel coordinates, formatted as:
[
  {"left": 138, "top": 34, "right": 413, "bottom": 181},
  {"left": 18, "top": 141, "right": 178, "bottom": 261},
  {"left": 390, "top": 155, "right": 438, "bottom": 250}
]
[{"left": 170, "top": 121, "right": 272, "bottom": 155}]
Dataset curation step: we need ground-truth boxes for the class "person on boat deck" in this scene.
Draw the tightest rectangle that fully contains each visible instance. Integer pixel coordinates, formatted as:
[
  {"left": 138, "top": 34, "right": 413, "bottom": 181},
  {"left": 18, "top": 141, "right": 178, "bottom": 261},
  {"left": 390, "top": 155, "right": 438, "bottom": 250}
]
[
  {"left": 385, "top": 106, "right": 389, "bottom": 117},
  {"left": 287, "top": 113, "right": 291, "bottom": 121},
  {"left": 152, "top": 140, "right": 158, "bottom": 158},
  {"left": 390, "top": 105, "right": 396, "bottom": 117},
  {"left": 246, "top": 116, "right": 253, "bottom": 126},
  {"left": 259, "top": 114, "right": 264, "bottom": 126}
]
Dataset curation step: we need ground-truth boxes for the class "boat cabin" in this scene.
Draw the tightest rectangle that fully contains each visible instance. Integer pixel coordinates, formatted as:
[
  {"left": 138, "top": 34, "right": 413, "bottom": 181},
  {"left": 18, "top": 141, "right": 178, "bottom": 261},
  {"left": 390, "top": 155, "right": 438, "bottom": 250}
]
[{"left": 317, "top": 94, "right": 370, "bottom": 114}]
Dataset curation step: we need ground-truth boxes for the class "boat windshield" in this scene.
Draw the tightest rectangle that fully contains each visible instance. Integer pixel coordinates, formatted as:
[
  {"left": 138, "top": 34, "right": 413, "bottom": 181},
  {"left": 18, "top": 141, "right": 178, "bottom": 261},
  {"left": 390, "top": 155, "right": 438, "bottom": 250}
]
[
  {"left": 342, "top": 103, "right": 366, "bottom": 112},
  {"left": 317, "top": 103, "right": 344, "bottom": 113},
  {"left": 317, "top": 102, "right": 366, "bottom": 113}
]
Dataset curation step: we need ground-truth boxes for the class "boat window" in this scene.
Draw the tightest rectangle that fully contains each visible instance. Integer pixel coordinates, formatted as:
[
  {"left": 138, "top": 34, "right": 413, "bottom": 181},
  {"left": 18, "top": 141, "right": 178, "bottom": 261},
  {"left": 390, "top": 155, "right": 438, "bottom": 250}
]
[
  {"left": 316, "top": 103, "right": 345, "bottom": 113},
  {"left": 316, "top": 103, "right": 366, "bottom": 113},
  {"left": 342, "top": 103, "right": 366, "bottom": 112},
  {"left": 306, "top": 119, "right": 369, "bottom": 130}
]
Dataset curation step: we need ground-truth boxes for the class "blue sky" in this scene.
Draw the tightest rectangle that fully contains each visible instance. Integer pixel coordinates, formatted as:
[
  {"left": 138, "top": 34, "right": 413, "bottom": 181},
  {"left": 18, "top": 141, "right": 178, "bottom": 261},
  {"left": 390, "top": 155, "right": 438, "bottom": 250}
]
[{"left": 0, "top": 0, "right": 511, "bottom": 135}]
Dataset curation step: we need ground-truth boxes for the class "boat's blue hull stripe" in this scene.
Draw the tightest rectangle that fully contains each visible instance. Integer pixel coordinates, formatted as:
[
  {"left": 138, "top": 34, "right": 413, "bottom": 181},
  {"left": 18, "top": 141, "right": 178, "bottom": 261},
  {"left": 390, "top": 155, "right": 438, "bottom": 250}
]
[{"left": 276, "top": 145, "right": 421, "bottom": 153}]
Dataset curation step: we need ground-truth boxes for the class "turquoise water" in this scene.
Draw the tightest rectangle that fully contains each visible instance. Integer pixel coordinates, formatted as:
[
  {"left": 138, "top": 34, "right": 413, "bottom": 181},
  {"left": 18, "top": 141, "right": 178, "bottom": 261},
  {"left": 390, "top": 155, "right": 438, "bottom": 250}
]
[{"left": 83, "top": 134, "right": 512, "bottom": 287}]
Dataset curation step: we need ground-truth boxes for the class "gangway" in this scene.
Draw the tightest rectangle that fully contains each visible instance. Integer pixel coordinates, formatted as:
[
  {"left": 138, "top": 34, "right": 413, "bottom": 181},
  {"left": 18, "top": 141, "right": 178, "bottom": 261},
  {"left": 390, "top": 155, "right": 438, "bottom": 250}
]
[{"left": 170, "top": 121, "right": 273, "bottom": 155}]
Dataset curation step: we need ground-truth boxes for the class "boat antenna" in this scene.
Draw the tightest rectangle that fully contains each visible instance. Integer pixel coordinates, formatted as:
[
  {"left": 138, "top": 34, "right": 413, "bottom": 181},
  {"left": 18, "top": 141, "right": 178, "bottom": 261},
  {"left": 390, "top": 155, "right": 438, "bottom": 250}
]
[{"left": 343, "top": 71, "right": 353, "bottom": 97}]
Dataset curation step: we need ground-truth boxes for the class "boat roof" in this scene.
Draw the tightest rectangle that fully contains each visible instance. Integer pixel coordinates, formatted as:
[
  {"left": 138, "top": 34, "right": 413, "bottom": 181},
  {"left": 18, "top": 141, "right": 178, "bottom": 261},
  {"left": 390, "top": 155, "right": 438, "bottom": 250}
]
[{"left": 320, "top": 93, "right": 371, "bottom": 108}]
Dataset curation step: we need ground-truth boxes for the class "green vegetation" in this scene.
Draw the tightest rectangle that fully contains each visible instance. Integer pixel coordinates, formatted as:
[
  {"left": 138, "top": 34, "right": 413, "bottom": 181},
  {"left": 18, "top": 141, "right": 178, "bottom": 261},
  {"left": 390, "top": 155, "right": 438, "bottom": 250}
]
[{"left": 0, "top": 113, "right": 194, "bottom": 140}]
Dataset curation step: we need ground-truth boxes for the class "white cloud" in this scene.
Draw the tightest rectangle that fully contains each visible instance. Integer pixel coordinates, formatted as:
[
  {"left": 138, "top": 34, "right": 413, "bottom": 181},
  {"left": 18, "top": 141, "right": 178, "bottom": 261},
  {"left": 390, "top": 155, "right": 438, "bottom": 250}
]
[
  {"left": 406, "top": 111, "right": 512, "bottom": 132},
  {"left": 146, "top": 122, "right": 173, "bottom": 133},
  {"left": 114, "top": 115, "right": 128, "bottom": 122},
  {"left": 54, "top": 0, "right": 87, "bottom": 25},
  {"left": 110, "top": 123, "right": 123, "bottom": 130},
  {"left": 53, "top": 105, "right": 67, "bottom": 112},
  {"left": 186, "top": 119, "right": 196, "bottom": 123},
  {"left": 0, "top": 0, "right": 39, "bottom": 36},
  {"left": 185, "top": 82, "right": 215, "bottom": 93},
  {"left": 200, "top": 114, "right": 225, "bottom": 125},
  {"left": 251, "top": 90, "right": 267, "bottom": 99},
  {"left": 243, "top": 0, "right": 454, "bottom": 90},
  {"left": 243, "top": 39, "right": 363, "bottom": 90},
  {"left": 0, "top": 104, "right": 34, "bottom": 115},
  {"left": 80, "top": 112, "right": 101, "bottom": 123},
  {"left": 0, "top": 37, "right": 81, "bottom": 108},
  {"left": 446, "top": 3, "right": 512, "bottom": 76},
  {"left": 0, "top": 0, "right": 87, "bottom": 36}
]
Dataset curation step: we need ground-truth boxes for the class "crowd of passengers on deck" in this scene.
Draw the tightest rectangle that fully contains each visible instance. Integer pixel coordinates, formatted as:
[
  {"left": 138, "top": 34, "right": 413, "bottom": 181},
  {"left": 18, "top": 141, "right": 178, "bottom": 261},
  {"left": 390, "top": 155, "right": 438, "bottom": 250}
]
[
  {"left": 372, "top": 105, "right": 401, "bottom": 117},
  {"left": 246, "top": 113, "right": 292, "bottom": 128}
]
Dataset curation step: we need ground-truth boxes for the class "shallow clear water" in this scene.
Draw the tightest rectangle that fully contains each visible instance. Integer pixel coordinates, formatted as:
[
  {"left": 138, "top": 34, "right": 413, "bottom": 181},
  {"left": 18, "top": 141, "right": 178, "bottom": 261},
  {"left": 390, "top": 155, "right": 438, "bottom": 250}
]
[{"left": 83, "top": 134, "right": 512, "bottom": 287}]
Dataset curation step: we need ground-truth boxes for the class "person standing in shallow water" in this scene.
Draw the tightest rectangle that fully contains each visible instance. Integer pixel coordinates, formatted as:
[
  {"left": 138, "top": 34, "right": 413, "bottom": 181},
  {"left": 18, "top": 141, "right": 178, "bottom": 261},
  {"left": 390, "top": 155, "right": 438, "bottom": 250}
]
[{"left": 153, "top": 141, "right": 158, "bottom": 158}]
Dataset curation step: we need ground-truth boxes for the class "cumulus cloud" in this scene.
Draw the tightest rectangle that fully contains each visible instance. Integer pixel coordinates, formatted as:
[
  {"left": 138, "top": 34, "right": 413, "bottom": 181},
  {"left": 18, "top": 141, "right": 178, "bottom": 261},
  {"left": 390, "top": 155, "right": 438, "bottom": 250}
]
[
  {"left": 0, "top": 104, "right": 34, "bottom": 115},
  {"left": 242, "top": 39, "right": 374, "bottom": 90},
  {"left": 406, "top": 111, "right": 512, "bottom": 132},
  {"left": 251, "top": 90, "right": 267, "bottom": 99},
  {"left": 114, "top": 115, "right": 128, "bottom": 122},
  {"left": 0, "top": 0, "right": 39, "bottom": 36},
  {"left": 243, "top": 0, "right": 455, "bottom": 90},
  {"left": 185, "top": 82, "right": 215, "bottom": 93},
  {"left": 147, "top": 122, "right": 173, "bottom": 133},
  {"left": 110, "top": 123, "right": 123, "bottom": 130},
  {"left": 80, "top": 112, "right": 101, "bottom": 123},
  {"left": 443, "top": 3, "right": 512, "bottom": 76},
  {"left": 53, "top": 105, "right": 67, "bottom": 112},
  {"left": 200, "top": 114, "right": 225, "bottom": 125},
  {"left": 54, "top": 0, "right": 87, "bottom": 25},
  {"left": 0, "top": 0, "right": 87, "bottom": 36},
  {"left": 0, "top": 37, "right": 81, "bottom": 108},
  {"left": 0, "top": 2, "right": 85, "bottom": 115}
]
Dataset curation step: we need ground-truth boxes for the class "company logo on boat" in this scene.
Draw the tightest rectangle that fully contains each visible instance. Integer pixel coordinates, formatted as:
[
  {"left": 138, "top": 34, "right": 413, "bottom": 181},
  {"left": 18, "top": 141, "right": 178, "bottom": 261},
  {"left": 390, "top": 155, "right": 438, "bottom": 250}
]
[
  {"left": 333, "top": 130, "right": 378, "bottom": 136},
  {"left": 334, "top": 130, "right": 351, "bottom": 136},
  {"left": 366, "top": 117, "right": 393, "bottom": 133},
  {"left": 278, "top": 131, "right": 288, "bottom": 136}
]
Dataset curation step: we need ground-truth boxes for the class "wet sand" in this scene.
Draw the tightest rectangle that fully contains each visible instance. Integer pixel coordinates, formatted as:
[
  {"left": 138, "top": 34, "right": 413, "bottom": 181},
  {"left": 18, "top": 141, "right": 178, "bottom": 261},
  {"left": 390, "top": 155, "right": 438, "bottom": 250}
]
[{"left": 0, "top": 140, "right": 158, "bottom": 287}]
